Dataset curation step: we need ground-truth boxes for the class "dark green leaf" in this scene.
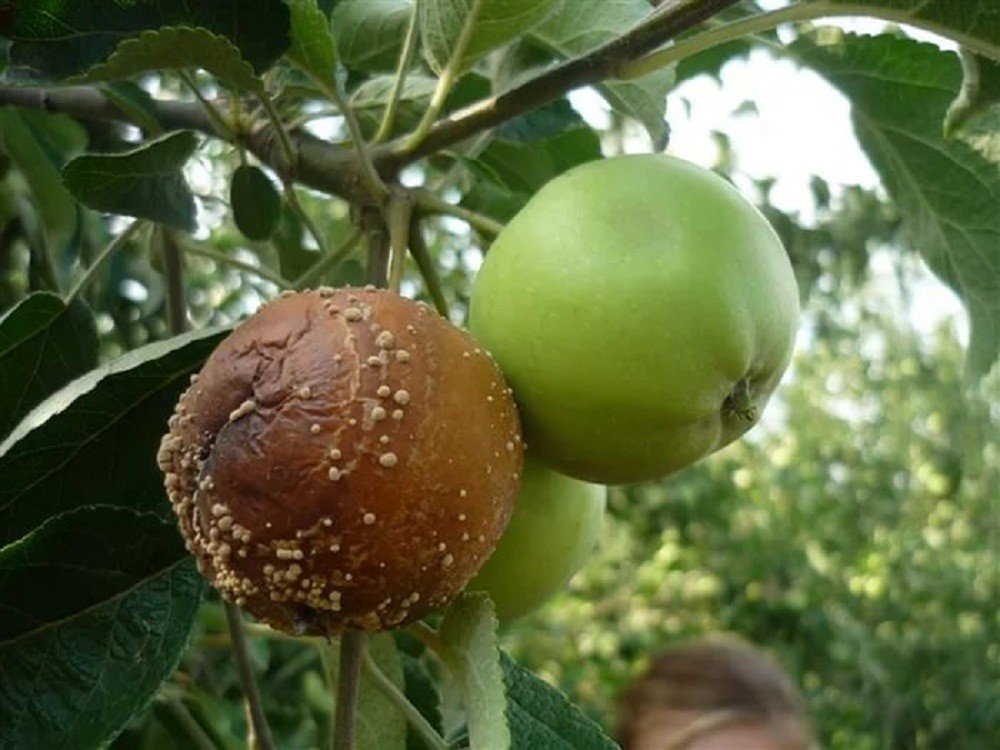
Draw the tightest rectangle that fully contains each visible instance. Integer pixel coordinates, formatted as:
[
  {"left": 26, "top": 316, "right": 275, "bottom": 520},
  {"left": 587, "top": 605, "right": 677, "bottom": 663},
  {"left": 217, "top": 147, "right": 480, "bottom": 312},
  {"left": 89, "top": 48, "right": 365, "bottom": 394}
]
[
  {"left": 503, "top": 653, "right": 619, "bottom": 749},
  {"left": 332, "top": 0, "right": 413, "bottom": 72},
  {"left": 475, "top": 128, "right": 600, "bottom": 193},
  {"left": 231, "top": 165, "right": 281, "bottom": 241},
  {"left": 67, "top": 27, "right": 263, "bottom": 92},
  {"left": 399, "top": 653, "right": 443, "bottom": 750},
  {"left": 796, "top": 34, "right": 1000, "bottom": 377},
  {"left": 0, "top": 292, "right": 98, "bottom": 439},
  {"left": 420, "top": 0, "right": 560, "bottom": 75},
  {"left": 0, "top": 108, "right": 87, "bottom": 250},
  {"left": 497, "top": 97, "right": 595, "bottom": 143},
  {"left": 62, "top": 130, "right": 199, "bottom": 232},
  {"left": 3, "top": 0, "right": 290, "bottom": 80},
  {"left": 272, "top": 201, "right": 317, "bottom": 280},
  {"left": 438, "top": 593, "right": 509, "bottom": 749},
  {"left": 0, "top": 506, "right": 202, "bottom": 750},
  {"left": 462, "top": 103, "right": 601, "bottom": 221},
  {"left": 0, "top": 326, "right": 227, "bottom": 547},
  {"left": 827, "top": 0, "right": 1000, "bottom": 60},
  {"left": 530, "top": 0, "right": 674, "bottom": 143},
  {"left": 287, "top": 0, "right": 339, "bottom": 87}
]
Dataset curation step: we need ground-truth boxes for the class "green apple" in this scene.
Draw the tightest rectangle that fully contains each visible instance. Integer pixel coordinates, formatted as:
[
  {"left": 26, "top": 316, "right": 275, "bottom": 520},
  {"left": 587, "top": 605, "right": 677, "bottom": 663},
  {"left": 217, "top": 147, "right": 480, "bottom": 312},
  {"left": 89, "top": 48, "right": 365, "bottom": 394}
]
[
  {"left": 469, "top": 154, "right": 799, "bottom": 483},
  {"left": 468, "top": 456, "right": 605, "bottom": 621}
]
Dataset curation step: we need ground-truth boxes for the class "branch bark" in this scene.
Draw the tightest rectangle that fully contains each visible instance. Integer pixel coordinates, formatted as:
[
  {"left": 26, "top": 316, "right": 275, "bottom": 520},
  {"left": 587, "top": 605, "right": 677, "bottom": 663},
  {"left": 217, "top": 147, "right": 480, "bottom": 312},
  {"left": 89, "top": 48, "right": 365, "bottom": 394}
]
[{"left": 378, "top": 0, "right": 741, "bottom": 167}]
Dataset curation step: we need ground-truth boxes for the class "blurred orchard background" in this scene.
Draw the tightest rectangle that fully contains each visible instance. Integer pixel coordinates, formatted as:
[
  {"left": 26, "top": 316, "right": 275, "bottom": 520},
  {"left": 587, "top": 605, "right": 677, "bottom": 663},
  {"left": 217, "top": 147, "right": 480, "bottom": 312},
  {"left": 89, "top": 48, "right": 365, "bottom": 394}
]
[{"left": 2, "top": 8, "right": 998, "bottom": 750}]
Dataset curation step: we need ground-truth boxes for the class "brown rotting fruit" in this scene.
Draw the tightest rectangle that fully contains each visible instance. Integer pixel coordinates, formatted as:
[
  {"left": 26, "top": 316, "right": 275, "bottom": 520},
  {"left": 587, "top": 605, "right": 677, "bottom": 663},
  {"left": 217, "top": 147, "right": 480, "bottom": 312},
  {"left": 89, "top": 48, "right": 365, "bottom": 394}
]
[{"left": 158, "top": 287, "right": 523, "bottom": 634}]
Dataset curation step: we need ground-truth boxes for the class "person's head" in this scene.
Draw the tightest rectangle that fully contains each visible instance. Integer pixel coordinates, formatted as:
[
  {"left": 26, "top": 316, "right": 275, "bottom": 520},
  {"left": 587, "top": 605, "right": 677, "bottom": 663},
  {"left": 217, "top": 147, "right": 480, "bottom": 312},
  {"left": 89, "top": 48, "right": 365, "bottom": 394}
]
[{"left": 617, "top": 637, "right": 815, "bottom": 750}]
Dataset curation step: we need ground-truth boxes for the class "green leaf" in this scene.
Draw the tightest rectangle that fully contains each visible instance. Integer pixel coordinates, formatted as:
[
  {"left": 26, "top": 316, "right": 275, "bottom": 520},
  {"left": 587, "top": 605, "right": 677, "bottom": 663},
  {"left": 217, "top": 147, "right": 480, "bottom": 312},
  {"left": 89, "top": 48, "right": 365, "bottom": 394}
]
[
  {"left": 0, "top": 108, "right": 87, "bottom": 251},
  {"left": 272, "top": 201, "right": 317, "bottom": 280},
  {"left": 796, "top": 33, "right": 1000, "bottom": 377},
  {"left": 351, "top": 74, "right": 437, "bottom": 114},
  {"left": 945, "top": 50, "right": 1000, "bottom": 137},
  {"left": 462, "top": 100, "right": 602, "bottom": 221},
  {"left": 0, "top": 507, "right": 202, "bottom": 750},
  {"left": 67, "top": 27, "right": 263, "bottom": 92},
  {"left": 351, "top": 74, "right": 437, "bottom": 137},
  {"left": 0, "top": 326, "right": 228, "bottom": 547},
  {"left": 3, "top": 0, "right": 291, "bottom": 80},
  {"left": 420, "top": 0, "right": 560, "bottom": 75},
  {"left": 287, "top": 0, "right": 339, "bottom": 88},
  {"left": 62, "top": 130, "right": 199, "bottom": 232},
  {"left": 231, "top": 165, "right": 282, "bottom": 241},
  {"left": 530, "top": 0, "right": 674, "bottom": 143},
  {"left": 332, "top": 0, "right": 413, "bottom": 73},
  {"left": 827, "top": 0, "right": 1000, "bottom": 60},
  {"left": 360, "top": 636, "right": 408, "bottom": 749},
  {"left": 502, "top": 653, "right": 618, "bottom": 750},
  {"left": 438, "top": 593, "right": 510, "bottom": 749},
  {"left": 322, "top": 635, "right": 407, "bottom": 750},
  {"left": 674, "top": 2, "right": 775, "bottom": 84},
  {"left": 0, "top": 292, "right": 98, "bottom": 439}
]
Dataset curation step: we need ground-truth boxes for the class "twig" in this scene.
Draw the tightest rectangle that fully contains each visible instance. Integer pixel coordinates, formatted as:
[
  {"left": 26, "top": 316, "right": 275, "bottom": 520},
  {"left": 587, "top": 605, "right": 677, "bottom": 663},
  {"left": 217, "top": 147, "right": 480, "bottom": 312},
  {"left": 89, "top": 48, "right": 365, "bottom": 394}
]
[
  {"left": 621, "top": 2, "right": 815, "bottom": 79},
  {"left": 160, "top": 229, "right": 187, "bottom": 333},
  {"left": 361, "top": 650, "right": 448, "bottom": 750},
  {"left": 178, "top": 238, "right": 291, "bottom": 288},
  {"left": 256, "top": 92, "right": 298, "bottom": 177},
  {"left": 293, "top": 228, "right": 363, "bottom": 290},
  {"left": 67, "top": 220, "right": 145, "bottom": 302},
  {"left": 179, "top": 70, "right": 237, "bottom": 140},
  {"left": 407, "top": 622, "right": 447, "bottom": 658},
  {"left": 408, "top": 217, "right": 450, "bottom": 319},
  {"left": 256, "top": 90, "right": 341, "bottom": 261},
  {"left": 330, "top": 632, "right": 367, "bottom": 750},
  {"left": 373, "top": 1, "right": 422, "bottom": 144},
  {"left": 385, "top": 189, "right": 413, "bottom": 293},
  {"left": 385, "top": 0, "right": 740, "bottom": 164},
  {"left": 161, "top": 697, "right": 218, "bottom": 750},
  {"left": 283, "top": 183, "right": 332, "bottom": 258},
  {"left": 315, "top": 77, "right": 389, "bottom": 203},
  {"left": 362, "top": 207, "right": 391, "bottom": 287},
  {"left": 224, "top": 603, "right": 278, "bottom": 750},
  {"left": 412, "top": 188, "right": 503, "bottom": 237},
  {"left": 403, "top": 0, "right": 483, "bottom": 153}
]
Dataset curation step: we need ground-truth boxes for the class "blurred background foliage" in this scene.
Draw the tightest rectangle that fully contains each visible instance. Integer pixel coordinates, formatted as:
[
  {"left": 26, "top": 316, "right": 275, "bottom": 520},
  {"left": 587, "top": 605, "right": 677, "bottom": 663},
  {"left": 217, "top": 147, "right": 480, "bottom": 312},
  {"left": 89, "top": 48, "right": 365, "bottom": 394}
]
[{"left": 2, "top": 44, "right": 998, "bottom": 750}]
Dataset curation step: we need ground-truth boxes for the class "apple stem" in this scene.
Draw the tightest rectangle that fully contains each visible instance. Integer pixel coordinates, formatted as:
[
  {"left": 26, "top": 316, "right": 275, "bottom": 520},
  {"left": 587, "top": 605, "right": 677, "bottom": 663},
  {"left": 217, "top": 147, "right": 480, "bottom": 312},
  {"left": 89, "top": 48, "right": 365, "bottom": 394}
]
[{"left": 330, "top": 631, "right": 366, "bottom": 750}]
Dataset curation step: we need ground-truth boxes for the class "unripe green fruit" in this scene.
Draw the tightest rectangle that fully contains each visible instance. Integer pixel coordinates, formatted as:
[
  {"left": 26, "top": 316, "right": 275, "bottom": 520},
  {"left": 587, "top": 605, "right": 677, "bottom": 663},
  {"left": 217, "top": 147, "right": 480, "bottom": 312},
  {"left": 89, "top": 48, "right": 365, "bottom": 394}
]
[
  {"left": 468, "top": 456, "right": 605, "bottom": 621},
  {"left": 470, "top": 154, "right": 799, "bottom": 483}
]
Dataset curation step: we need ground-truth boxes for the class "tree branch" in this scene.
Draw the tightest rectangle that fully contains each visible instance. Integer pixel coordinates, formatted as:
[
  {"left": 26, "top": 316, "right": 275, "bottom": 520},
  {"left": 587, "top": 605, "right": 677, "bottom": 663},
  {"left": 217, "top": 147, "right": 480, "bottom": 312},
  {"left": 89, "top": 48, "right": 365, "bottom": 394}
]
[
  {"left": 380, "top": 0, "right": 741, "bottom": 166},
  {"left": 0, "top": 0, "right": 739, "bottom": 199},
  {"left": 0, "top": 85, "right": 363, "bottom": 200}
]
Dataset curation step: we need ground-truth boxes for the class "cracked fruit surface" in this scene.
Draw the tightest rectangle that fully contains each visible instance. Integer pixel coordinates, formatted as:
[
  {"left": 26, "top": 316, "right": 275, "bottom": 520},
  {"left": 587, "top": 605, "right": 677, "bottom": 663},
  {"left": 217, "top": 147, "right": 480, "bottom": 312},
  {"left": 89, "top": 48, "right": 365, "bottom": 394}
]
[
  {"left": 158, "top": 288, "right": 523, "bottom": 634},
  {"left": 469, "top": 154, "right": 799, "bottom": 483},
  {"left": 468, "top": 456, "right": 605, "bottom": 621}
]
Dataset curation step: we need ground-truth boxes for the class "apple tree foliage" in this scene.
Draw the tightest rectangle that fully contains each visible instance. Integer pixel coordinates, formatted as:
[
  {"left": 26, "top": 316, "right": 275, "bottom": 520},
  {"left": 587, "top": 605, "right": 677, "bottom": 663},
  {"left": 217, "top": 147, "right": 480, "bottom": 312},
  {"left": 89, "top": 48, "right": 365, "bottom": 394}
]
[{"left": 0, "top": 1, "right": 998, "bottom": 748}]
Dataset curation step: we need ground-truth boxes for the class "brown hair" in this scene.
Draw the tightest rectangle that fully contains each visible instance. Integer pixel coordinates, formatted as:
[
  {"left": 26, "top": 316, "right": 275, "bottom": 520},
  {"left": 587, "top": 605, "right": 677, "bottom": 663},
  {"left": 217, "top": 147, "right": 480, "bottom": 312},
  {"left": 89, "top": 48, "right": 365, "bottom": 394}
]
[{"left": 617, "top": 637, "right": 814, "bottom": 750}]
